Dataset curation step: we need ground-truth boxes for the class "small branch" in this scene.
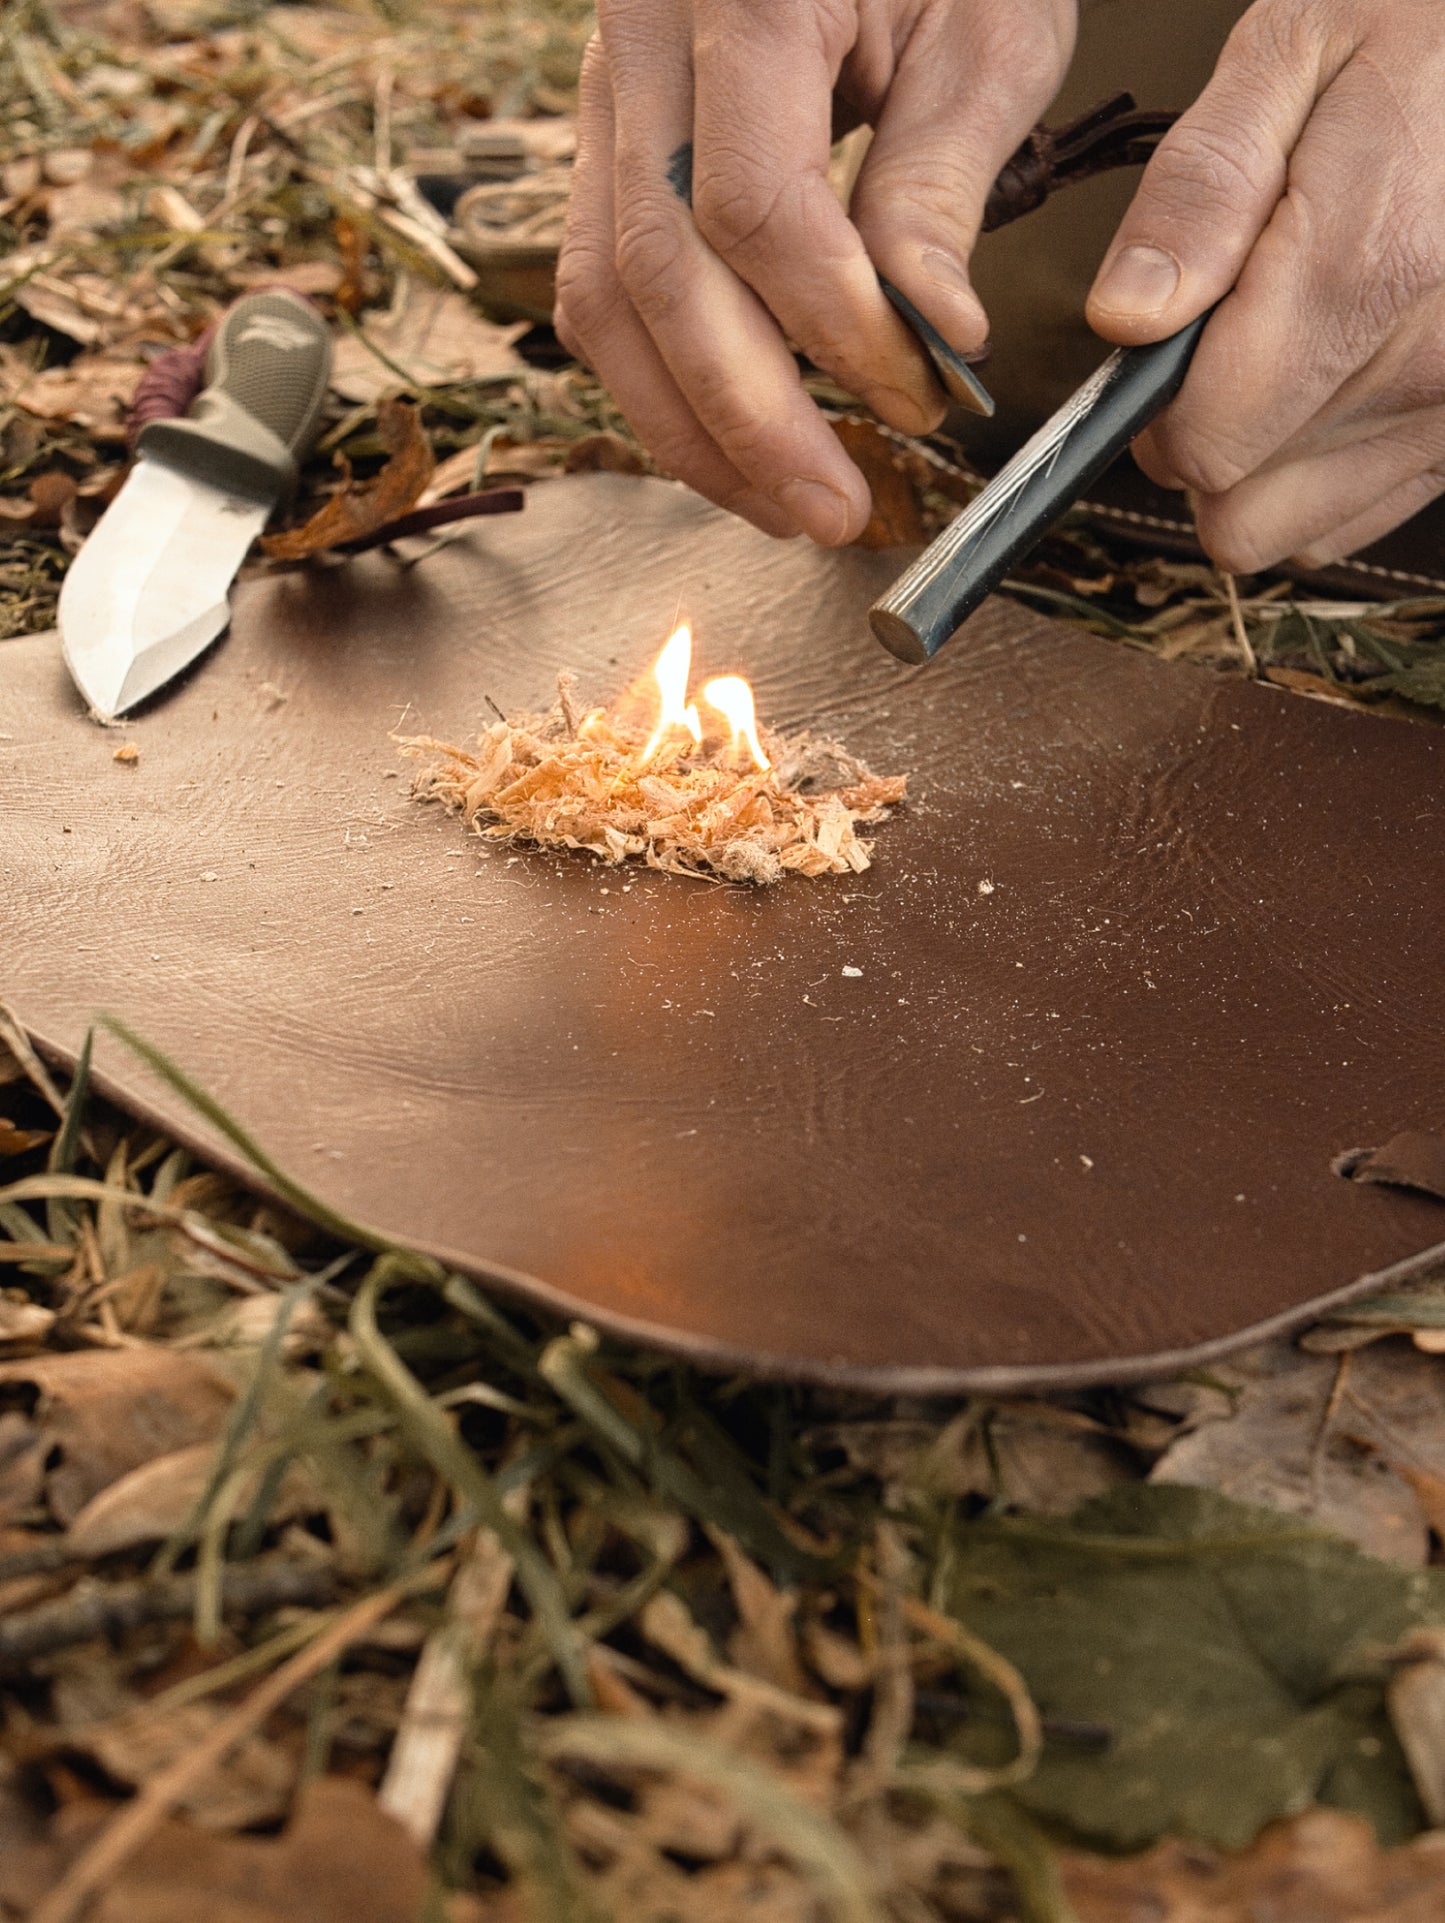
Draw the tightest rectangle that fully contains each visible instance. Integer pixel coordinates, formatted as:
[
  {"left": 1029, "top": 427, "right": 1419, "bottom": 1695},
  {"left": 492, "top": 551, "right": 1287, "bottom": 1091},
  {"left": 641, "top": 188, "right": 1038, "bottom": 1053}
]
[
  {"left": 0, "top": 1562, "right": 335, "bottom": 1669},
  {"left": 1221, "top": 571, "right": 1258, "bottom": 677},
  {"left": 29, "top": 1568, "right": 440, "bottom": 1923}
]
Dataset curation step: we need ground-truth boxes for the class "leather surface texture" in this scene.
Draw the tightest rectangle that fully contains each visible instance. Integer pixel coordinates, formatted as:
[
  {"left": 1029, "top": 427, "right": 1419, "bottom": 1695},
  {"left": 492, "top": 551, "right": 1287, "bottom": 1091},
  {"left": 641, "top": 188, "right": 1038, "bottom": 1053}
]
[{"left": 3, "top": 473, "right": 1443, "bottom": 1392}]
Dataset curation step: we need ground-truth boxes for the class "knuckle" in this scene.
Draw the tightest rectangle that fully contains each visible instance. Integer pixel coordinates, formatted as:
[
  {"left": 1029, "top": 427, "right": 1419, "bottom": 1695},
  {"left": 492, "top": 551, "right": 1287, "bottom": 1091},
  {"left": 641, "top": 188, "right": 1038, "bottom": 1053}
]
[
  {"left": 613, "top": 201, "right": 688, "bottom": 315},
  {"left": 1154, "top": 414, "right": 1254, "bottom": 499},
  {"left": 553, "top": 244, "right": 621, "bottom": 351},
  {"left": 683, "top": 363, "right": 778, "bottom": 468},
  {"left": 853, "top": 152, "right": 981, "bottom": 232},
  {"left": 1225, "top": 0, "right": 1317, "bottom": 76},
  {"left": 692, "top": 152, "right": 788, "bottom": 257},
  {"left": 1146, "top": 119, "right": 1277, "bottom": 235}
]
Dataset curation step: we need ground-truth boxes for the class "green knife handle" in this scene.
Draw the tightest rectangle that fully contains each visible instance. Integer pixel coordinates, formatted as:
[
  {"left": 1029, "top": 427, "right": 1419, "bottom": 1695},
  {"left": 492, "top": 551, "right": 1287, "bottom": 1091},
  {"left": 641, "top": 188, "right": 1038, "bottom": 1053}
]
[{"left": 135, "top": 290, "right": 333, "bottom": 505}]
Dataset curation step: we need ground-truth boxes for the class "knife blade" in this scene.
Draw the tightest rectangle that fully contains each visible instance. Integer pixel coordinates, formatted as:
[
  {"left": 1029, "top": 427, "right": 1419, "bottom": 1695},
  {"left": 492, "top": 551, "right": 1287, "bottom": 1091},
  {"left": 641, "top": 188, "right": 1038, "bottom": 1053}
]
[
  {"left": 870, "top": 312, "right": 1208, "bottom": 664},
  {"left": 59, "top": 289, "right": 333, "bottom": 721}
]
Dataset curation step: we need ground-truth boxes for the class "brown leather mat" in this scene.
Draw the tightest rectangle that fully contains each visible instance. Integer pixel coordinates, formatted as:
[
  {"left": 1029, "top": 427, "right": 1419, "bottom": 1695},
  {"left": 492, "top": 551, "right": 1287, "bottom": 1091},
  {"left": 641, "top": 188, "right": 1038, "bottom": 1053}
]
[{"left": 3, "top": 474, "right": 1444, "bottom": 1390}]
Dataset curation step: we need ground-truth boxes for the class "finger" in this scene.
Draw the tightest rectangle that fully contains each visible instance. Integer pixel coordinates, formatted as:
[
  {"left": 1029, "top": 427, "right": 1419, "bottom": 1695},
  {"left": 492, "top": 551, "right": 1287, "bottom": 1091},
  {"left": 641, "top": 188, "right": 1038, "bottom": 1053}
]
[
  {"left": 1293, "top": 462, "right": 1445, "bottom": 569},
  {"left": 602, "top": 5, "right": 873, "bottom": 543},
  {"left": 556, "top": 33, "right": 799, "bottom": 537},
  {"left": 1191, "top": 406, "right": 1445, "bottom": 572},
  {"left": 688, "top": 0, "right": 944, "bottom": 434},
  {"left": 1086, "top": 5, "right": 1326, "bottom": 345},
  {"left": 852, "top": 0, "right": 1074, "bottom": 356},
  {"left": 1131, "top": 65, "right": 1444, "bottom": 502}
]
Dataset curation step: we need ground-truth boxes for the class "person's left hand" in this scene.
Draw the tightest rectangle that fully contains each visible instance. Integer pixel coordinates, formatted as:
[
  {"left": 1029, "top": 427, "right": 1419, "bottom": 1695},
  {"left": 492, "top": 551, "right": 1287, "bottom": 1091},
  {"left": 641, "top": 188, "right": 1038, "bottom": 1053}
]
[{"left": 1085, "top": 0, "right": 1445, "bottom": 571}]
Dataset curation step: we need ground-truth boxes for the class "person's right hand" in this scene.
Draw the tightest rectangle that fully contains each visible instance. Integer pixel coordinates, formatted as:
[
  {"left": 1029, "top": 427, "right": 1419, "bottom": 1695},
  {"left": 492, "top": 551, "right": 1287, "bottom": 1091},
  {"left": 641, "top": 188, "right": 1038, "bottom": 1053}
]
[{"left": 555, "top": 0, "right": 1076, "bottom": 547}]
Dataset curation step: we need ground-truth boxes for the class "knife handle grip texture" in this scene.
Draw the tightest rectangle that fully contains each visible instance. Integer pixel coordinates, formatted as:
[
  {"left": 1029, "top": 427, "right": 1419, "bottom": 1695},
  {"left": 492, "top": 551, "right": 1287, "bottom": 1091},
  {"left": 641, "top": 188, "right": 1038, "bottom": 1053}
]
[
  {"left": 135, "top": 290, "right": 333, "bottom": 506},
  {"left": 870, "top": 311, "right": 1210, "bottom": 665}
]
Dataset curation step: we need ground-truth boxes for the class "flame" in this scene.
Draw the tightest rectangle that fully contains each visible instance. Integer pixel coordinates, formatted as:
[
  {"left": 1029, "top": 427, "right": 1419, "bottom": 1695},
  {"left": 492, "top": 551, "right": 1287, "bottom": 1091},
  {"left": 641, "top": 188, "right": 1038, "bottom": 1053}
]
[
  {"left": 639, "top": 623, "right": 702, "bottom": 763},
  {"left": 703, "top": 676, "right": 770, "bottom": 770}
]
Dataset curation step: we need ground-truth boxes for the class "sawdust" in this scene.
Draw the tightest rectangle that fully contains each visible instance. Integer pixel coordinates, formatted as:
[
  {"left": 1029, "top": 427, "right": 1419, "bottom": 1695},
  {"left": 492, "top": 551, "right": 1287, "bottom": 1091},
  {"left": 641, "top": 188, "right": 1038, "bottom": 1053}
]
[{"left": 399, "top": 671, "right": 908, "bottom": 884}]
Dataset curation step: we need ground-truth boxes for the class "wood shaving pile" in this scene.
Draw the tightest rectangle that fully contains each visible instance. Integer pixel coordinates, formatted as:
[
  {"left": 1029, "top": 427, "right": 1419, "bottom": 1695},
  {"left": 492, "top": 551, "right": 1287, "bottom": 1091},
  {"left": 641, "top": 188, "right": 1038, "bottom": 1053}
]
[{"left": 399, "top": 672, "right": 907, "bottom": 884}]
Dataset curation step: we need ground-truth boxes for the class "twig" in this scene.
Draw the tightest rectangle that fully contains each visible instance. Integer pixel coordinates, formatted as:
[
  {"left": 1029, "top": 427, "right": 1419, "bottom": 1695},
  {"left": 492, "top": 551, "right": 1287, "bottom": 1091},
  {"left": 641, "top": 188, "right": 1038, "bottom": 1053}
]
[
  {"left": 28, "top": 1569, "right": 438, "bottom": 1923},
  {"left": 1220, "top": 570, "right": 1258, "bottom": 677},
  {"left": 378, "top": 1523, "right": 516, "bottom": 1845},
  {"left": 0, "top": 1561, "right": 334, "bottom": 1668}
]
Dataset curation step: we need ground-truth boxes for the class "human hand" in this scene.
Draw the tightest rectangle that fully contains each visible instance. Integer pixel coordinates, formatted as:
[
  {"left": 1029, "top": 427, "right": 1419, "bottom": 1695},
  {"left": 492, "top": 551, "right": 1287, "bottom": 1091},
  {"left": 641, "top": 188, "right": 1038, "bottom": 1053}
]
[
  {"left": 1087, "top": 0, "right": 1445, "bottom": 572},
  {"left": 555, "top": 0, "right": 1075, "bottom": 546}
]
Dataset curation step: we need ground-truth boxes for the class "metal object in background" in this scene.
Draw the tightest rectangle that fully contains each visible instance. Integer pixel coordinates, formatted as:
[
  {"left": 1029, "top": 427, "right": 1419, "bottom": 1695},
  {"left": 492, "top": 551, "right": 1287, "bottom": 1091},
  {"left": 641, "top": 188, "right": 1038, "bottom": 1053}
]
[
  {"left": 870, "top": 313, "right": 1208, "bottom": 664},
  {"left": 59, "top": 289, "right": 332, "bottom": 721}
]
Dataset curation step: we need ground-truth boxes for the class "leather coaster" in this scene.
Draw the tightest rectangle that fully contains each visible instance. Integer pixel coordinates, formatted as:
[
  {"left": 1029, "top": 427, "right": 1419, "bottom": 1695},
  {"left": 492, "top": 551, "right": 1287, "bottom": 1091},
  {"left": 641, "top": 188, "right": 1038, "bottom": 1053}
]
[{"left": 3, "top": 475, "right": 1443, "bottom": 1390}]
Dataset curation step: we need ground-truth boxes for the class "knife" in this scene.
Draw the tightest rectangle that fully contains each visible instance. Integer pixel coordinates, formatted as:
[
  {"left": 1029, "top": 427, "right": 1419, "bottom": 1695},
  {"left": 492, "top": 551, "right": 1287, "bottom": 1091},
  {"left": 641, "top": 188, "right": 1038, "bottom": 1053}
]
[
  {"left": 870, "top": 312, "right": 1208, "bottom": 664},
  {"left": 59, "top": 289, "right": 333, "bottom": 721}
]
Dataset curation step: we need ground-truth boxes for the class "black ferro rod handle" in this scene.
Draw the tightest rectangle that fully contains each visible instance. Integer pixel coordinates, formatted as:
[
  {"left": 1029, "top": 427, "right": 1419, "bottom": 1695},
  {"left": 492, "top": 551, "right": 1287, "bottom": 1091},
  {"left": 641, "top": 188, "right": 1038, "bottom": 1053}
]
[{"left": 869, "top": 311, "right": 1210, "bottom": 665}]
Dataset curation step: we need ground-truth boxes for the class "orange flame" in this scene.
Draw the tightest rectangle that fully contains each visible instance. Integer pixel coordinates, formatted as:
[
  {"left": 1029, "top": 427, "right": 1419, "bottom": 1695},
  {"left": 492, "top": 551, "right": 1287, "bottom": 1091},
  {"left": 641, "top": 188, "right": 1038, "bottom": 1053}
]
[
  {"left": 639, "top": 623, "right": 702, "bottom": 763},
  {"left": 703, "top": 675, "right": 770, "bottom": 770}
]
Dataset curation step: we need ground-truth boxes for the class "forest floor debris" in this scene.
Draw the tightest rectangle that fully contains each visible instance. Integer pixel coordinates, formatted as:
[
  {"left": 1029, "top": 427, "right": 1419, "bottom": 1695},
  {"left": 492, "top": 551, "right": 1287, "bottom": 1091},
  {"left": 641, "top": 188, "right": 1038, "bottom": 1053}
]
[{"left": 6, "top": 3, "right": 1445, "bottom": 1919}]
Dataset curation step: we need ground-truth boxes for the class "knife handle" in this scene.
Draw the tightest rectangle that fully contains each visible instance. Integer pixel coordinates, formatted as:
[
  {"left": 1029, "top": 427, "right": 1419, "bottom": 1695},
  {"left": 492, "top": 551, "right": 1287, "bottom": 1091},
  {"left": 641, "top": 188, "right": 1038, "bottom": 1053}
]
[
  {"left": 870, "top": 312, "right": 1209, "bottom": 664},
  {"left": 135, "top": 290, "right": 333, "bottom": 505}
]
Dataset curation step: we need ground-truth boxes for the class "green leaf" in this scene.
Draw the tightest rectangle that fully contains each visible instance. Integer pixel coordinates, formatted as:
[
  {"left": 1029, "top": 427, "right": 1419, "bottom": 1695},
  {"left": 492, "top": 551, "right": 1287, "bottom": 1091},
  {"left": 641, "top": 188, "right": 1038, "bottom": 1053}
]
[{"left": 941, "top": 1485, "right": 1445, "bottom": 1851}]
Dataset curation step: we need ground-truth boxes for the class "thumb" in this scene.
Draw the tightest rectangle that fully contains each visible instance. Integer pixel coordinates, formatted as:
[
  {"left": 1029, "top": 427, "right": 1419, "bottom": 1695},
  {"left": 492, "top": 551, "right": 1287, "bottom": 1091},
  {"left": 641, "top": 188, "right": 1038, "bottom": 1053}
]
[
  {"left": 1087, "top": 11, "right": 1323, "bottom": 342},
  {"left": 850, "top": 2, "right": 1074, "bottom": 355}
]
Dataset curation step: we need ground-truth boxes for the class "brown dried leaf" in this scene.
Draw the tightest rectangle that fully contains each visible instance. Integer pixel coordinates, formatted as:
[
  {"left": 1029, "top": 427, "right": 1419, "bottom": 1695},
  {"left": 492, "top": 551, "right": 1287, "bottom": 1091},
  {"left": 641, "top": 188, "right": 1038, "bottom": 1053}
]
[
  {"left": 1148, "top": 1339, "right": 1445, "bottom": 1565},
  {"left": 0, "top": 1298, "right": 56, "bottom": 1348},
  {"left": 830, "top": 416, "right": 925, "bottom": 548},
  {"left": 0, "top": 1409, "right": 46, "bottom": 1523},
  {"left": 1060, "top": 1809, "right": 1445, "bottom": 1922},
  {"left": 710, "top": 1529, "right": 811, "bottom": 1697},
  {"left": 78, "top": 1701, "right": 295, "bottom": 1832},
  {"left": 262, "top": 397, "right": 434, "bottom": 560},
  {"left": 563, "top": 431, "right": 646, "bottom": 476},
  {"left": 0, "top": 471, "right": 79, "bottom": 531},
  {"left": 0, "top": 1116, "right": 52, "bottom": 1155},
  {"left": 0, "top": 1348, "right": 233, "bottom": 1526},
  {"left": 13, "top": 353, "right": 146, "bottom": 437},
  {"left": 64, "top": 1441, "right": 317, "bottom": 1559},
  {"left": 83, "top": 1777, "right": 429, "bottom": 1923},
  {"left": 329, "top": 277, "right": 526, "bottom": 404}
]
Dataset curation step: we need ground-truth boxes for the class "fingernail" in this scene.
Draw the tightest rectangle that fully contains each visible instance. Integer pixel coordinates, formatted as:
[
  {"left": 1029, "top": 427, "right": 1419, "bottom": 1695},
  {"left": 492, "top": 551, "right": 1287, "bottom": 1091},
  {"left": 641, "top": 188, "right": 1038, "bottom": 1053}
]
[
  {"left": 1093, "top": 244, "right": 1181, "bottom": 317},
  {"left": 773, "top": 477, "right": 857, "bottom": 545}
]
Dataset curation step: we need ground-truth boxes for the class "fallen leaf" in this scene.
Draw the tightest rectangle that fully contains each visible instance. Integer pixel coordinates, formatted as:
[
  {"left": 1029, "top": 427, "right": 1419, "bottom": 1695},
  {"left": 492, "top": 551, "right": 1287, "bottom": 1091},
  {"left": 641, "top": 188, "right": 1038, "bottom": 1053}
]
[
  {"left": 0, "top": 1347, "right": 233, "bottom": 1525},
  {"left": 329, "top": 276, "right": 526, "bottom": 403},
  {"left": 924, "top": 1402, "right": 1136, "bottom": 1516},
  {"left": 0, "top": 1409, "right": 46, "bottom": 1523},
  {"left": 0, "top": 1298, "right": 56, "bottom": 1347},
  {"left": 1148, "top": 1339, "right": 1445, "bottom": 1565},
  {"left": 4, "top": 1777, "right": 429, "bottom": 1923},
  {"left": 563, "top": 431, "right": 646, "bottom": 476},
  {"left": 262, "top": 396, "right": 434, "bottom": 559},
  {"left": 65, "top": 1441, "right": 318, "bottom": 1559},
  {"left": 0, "top": 1116, "right": 52, "bottom": 1155},
  {"left": 1388, "top": 1629, "right": 1445, "bottom": 1827},
  {"left": 0, "top": 472, "right": 78, "bottom": 530},
  {"left": 227, "top": 261, "right": 346, "bottom": 300},
  {"left": 944, "top": 1484, "right": 1445, "bottom": 1851},
  {"left": 13, "top": 353, "right": 146, "bottom": 437},
  {"left": 1060, "top": 1809, "right": 1445, "bottom": 1922},
  {"left": 830, "top": 416, "right": 925, "bottom": 548},
  {"left": 710, "top": 1528, "right": 812, "bottom": 1697},
  {"left": 78, "top": 1701, "right": 295, "bottom": 1833}
]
